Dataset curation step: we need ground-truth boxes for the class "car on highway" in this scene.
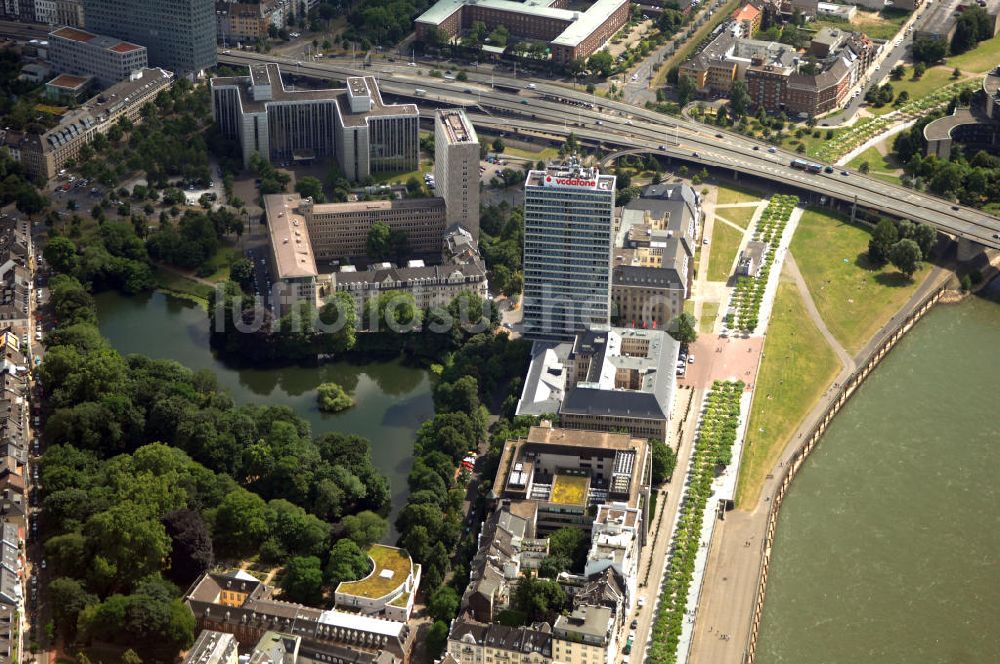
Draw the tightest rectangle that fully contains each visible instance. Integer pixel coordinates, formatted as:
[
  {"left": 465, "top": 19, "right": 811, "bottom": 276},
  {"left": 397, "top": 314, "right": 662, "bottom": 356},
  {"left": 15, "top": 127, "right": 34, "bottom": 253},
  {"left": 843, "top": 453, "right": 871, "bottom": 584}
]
[
  {"left": 692, "top": 152, "right": 700, "bottom": 158},
  {"left": 767, "top": 146, "right": 777, "bottom": 153},
  {"left": 715, "top": 133, "right": 723, "bottom": 138},
  {"left": 824, "top": 166, "right": 834, "bottom": 173},
  {"left": 841, "top": 170, "right": 849, "bottom": 176},
  {"left": 752, "top": 145, "right": 759, "bottom": 150}
]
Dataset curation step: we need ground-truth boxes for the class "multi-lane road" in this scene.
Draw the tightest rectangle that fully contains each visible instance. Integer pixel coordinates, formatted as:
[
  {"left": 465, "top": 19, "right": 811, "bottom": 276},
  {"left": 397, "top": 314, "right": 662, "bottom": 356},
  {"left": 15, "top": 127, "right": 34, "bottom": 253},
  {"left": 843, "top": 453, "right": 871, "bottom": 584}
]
[
  {"left": 0, "top": 15, "right": 995, "bottom": 247},
  {"left": 220, "top": 50, "right": 1000, "bottom": 249}
]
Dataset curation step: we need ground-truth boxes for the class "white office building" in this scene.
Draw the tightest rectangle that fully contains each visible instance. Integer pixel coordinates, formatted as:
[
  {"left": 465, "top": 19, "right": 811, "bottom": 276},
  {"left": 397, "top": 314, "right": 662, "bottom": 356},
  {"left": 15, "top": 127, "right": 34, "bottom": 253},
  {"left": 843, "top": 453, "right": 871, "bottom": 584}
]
[
  {"left": 434, "top": 109, "right": 480, "bottom": 241},
  {"left": 522, "top": 162, "right": 615, "bottom": 340}
]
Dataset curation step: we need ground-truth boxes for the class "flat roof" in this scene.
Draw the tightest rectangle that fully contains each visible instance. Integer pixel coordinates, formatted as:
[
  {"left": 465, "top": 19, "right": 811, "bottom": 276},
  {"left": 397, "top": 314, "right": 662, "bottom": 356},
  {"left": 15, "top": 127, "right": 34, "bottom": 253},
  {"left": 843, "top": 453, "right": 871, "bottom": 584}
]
[
  {"left": 316, "top": 609, "right": 405, "bottom": 638},
  {"left": 438, "top": 108, "right": 478, "bottom": 144},
  {"left": 211, "top": 63, "right": 417, "bottom": 127},
  {"left": 37, "top": 68, "right": 173, "bottom": 154},
  {"left": 415, "top": 0, "right": 628, "bottom": 48},
  {"left": 336, "top": 544, "right": 412, "bottom": 600},
  {"left": 50, "top": 26, "right": 94, "bottom": 43},
  {"left": 526, "top": 424, "right": 637, "bottom": 450},
  {"left": 525, "top": 162, "right": 616, "bottom": 191},
  {"left": 313, "top": 196, "right": 445, "bottom": 215},
  {"left": 50, "top": 26, "right": 145, "bottom": 55},
  {"left": 263, "top": 194, "right": 319, "bottom": 279},
  {"left": 46, "top": 74, "right": 90, "bottom": 90}
]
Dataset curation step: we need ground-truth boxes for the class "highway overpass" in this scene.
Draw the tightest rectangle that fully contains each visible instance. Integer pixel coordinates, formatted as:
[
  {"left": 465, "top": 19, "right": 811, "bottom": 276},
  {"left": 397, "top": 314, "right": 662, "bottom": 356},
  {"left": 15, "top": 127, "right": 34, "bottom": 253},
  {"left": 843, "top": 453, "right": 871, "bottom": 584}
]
[{"left": 218, "top": 51, "right": 1000, "bottom": 250}]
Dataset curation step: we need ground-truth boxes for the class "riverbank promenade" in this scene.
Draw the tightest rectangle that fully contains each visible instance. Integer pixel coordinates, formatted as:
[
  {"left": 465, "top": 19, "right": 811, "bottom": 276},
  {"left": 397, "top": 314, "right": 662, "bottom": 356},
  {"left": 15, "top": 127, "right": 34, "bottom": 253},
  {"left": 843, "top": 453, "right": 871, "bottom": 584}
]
[{"left": 687, "top": 263, "right": 954, "bottom": 664}]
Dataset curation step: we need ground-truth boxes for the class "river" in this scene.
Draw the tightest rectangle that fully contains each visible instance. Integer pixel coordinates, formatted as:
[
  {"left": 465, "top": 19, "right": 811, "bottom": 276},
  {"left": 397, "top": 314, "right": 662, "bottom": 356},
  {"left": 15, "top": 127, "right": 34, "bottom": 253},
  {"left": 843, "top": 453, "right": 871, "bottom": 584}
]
[
  {"left": 756, "top": 291, "right": 1000, "bottom": 663},
  {"left": 94, "top": 291, "right": 435, "bottom": 539}
]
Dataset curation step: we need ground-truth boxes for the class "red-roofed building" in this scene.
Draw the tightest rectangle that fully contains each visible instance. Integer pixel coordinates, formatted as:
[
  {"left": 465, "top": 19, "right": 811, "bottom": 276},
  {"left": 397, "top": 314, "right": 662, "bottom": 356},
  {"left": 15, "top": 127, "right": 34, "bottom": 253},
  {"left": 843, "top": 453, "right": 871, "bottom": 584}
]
[
  {"left": 732, "top": 3, "right": 762, "bottom": 38},
  {"left": 48, "top": 26, "right": 149, "bottom": 87}
]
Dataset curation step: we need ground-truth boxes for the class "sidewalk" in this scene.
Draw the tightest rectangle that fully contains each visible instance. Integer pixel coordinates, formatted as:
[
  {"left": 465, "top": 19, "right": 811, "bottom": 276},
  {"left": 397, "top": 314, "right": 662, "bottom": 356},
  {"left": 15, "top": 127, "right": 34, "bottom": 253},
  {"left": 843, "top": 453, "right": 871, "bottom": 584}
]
[{"left": 686, "top": 263, "right": 953, "bottom": 664}]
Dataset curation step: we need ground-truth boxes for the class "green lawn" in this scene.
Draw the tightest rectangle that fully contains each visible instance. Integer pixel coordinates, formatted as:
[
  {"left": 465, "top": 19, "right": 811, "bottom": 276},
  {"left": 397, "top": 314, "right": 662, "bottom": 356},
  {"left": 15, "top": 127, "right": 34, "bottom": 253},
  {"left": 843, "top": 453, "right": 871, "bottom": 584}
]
[
  {"left": 736, "top": 275, "right": 840, "bottom": 508},
  {"left": 370, "top": 159, "right": 433, "bottom": 185},
  {"left": 336, "top": 544, "right": 411, "bottom": 599},
  {"left": 948, "top": 34, "right": 1000, "bottom": 74},
  {"left": 203, "top": 245, "right": 242, "bottom": 283},
  {"left": 153, "top": 266, "right": 214, "bottom": 304},
  {"left": 847, "top": 145, "right": 901, "bottom": 185},
  {"left": 504, "top": 145, "right": 560, "bottom": 162},
  {"left": 781, "top": 124, "right": 846, "bottom": 158},
  {"left": 715, "top": 205, "right": 757, "bottom": 229},
  {"left": 707, "top": 220, "right": 744, "bottom": 282},
  {"left": 789, "top": 207, "right": 932, "bottom": 354},
  {"left": 811, "top": 8, "right": 908, "bottom": 41},
  {"left": 699, "top": 301, "right": 719, "bottom": 333},
  {"left": 715, "top": 182, "right": 764, "bottom": 206},
  {"left": 868, "top": 66, "right": 966, "bottom": 116}
]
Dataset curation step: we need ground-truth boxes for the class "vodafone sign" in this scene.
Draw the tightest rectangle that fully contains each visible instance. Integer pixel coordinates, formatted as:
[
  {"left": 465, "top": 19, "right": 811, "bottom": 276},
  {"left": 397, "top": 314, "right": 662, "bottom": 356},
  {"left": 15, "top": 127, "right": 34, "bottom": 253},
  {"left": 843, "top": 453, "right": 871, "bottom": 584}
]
[{"left": 543, "top": 175, "right": 598, "bottom": 189}]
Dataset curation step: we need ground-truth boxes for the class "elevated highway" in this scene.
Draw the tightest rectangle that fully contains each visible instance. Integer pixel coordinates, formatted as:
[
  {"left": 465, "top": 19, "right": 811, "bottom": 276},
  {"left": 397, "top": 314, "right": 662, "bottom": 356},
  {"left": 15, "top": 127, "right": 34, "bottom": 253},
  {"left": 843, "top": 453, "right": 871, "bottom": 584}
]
[{"left": 220, "top": 51, "right": 1000, "bottom": 249}]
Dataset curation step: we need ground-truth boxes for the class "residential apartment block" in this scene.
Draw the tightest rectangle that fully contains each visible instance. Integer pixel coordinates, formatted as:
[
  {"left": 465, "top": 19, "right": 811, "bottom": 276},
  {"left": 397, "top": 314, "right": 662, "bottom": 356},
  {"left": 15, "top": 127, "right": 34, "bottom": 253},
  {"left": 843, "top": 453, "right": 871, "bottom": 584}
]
[
  {"left": 731, "top": 2, "right": 761, "bottom": 38},
  {"left": 185, "top": 571, "right": 408, "bottom": 663},
  {"left": 680, "top": 24, "right": 877, "bottom": 116},
  {"left": 83, "top": 0, "right": 217, "bottom": 73},
  {"left": 522, "top": 162, "right": 616, "bottom": 341},
  {"left": 218, "top": 1, "right": 288, "bottom": 44},
  {"left": 435, "top": 109, "right": 480, "bottom": 241},
  {"left": 48, "top": 26, "right": 148, "bottom": 87},
  {"left": 415, "top": 0, "right": 629, "bottom": 64},
  {"left": 517, "top": 327, "right": 679, "bottom": 440},
  {"left": 1, "top": 67, "right": 173, "bottom": 180},
  {"left": 211, "top": 64, "right": 419, "bottom": 180}
]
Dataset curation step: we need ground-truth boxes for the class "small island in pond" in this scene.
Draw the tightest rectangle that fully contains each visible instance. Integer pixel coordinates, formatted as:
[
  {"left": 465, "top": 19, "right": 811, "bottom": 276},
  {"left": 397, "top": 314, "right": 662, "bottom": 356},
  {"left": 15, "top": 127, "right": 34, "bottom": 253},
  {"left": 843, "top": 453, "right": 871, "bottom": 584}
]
[{"left": 317, "top": 382, "right": 355, "bottom": 413}]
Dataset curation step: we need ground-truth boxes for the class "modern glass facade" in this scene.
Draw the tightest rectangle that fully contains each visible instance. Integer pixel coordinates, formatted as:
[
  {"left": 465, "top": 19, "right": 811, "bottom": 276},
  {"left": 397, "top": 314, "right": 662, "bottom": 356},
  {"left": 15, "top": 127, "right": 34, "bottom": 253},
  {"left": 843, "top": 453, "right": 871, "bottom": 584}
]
[
  {"left": 523, "top": 168, "right": 615, "bottom": 340},
  {"left": 83, "top": 0, "right": 217, "bottom": 73}
]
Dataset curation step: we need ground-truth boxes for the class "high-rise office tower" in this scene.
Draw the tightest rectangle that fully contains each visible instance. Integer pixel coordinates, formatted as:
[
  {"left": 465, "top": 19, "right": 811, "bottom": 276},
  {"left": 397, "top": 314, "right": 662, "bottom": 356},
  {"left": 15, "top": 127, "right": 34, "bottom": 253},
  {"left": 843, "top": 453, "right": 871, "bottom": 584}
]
[
  {"left": 522, "top": 161, "right": 616, "bottom": 340},
  {"left": 83, "top": 0, "right": 216, "bottom": 73},
  {"left": 434, "top": 109, "right": 480, "bottom": 241}
]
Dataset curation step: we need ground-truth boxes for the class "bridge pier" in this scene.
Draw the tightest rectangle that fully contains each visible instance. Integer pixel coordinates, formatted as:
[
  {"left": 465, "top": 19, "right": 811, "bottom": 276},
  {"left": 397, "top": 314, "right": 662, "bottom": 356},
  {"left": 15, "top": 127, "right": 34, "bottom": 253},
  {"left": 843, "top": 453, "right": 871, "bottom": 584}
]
[{"left": 956, "top": 236, "right": 986, "bottom": 262}]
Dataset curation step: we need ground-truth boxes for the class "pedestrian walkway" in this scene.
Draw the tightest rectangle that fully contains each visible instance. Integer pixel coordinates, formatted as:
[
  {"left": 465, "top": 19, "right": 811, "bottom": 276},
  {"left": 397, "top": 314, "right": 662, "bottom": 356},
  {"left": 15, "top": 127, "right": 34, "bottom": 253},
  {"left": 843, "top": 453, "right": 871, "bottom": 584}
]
[
  {"left": 686, "top": 263, "right": 954, "bottom": 664},
  {"left": 783, "top": 253, "right": 855, "bottom": 372}
]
